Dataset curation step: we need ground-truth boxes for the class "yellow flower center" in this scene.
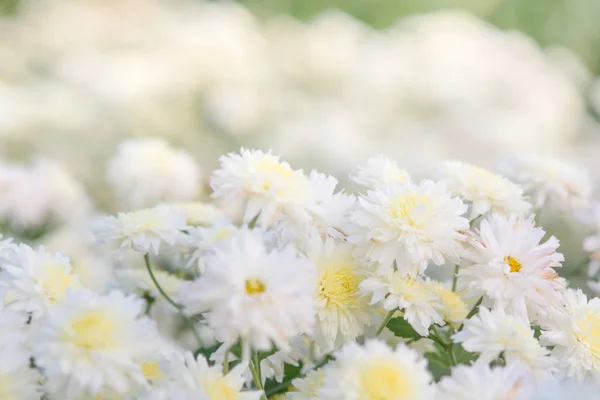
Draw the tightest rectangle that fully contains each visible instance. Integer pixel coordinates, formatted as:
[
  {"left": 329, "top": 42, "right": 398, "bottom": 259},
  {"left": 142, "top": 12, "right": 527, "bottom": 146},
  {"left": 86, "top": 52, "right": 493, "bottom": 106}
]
[
  {"left": 41, "top": 263, "right": 78, "bottom": 302},
  {"left": 389, "top": 193, "right": 430, "bottom": 226},
  {"left": 577, "top": 310, "right": 600, "bottom": 358},
  {"left": 245, "top": 279, "right": 266, "bottom": 295},
  {"left": 429, "top": 282, "right": 468, "bottom": 326},
  {"left": 318, "top": 264, "right": 360, "bottom": 308},
  {"left": 213, "top": 228, "right": 236, "bottom": 241},
  {"left": 505, "top": 256, "right": 522, "bottom": 273},
  {"left": 70, "top": 310, "right": 117, "bottom": 350},
  {"left": 141, "top": 361, "right": 164, "bottom": 380},
  {"left": 359, "top": 361, "right": 413, "bottom": 400},
  {"left": 204, "top": 376, "right": 239, "bottom": 400}
]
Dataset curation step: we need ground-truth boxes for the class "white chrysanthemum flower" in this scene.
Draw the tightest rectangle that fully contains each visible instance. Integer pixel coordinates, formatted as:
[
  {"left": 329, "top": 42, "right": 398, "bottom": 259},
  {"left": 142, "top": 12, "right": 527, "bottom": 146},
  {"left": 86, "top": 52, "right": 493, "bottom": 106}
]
[
  {"left": 172, "top": 202, "right": 227, "bottom": 227},
  {"left": 316, "top": 340, "right": 435, "bottom": 400},
  {"left": 310, "top": 239, "right": 378, "bottom": 351},
  {"left": 0, "top": 307, "right": 32, "bottom": 361},
  {"left": 540, "top": 289, "right": 600, "bottom": 381},
  {"left": 423, "top": 280, "right": 469, "bottom": 328},
  {"left": 350, "top": 180, "right": 468, "bottom": 275},
  {"left": 352, "top": 155, "right": 411, "bottom": 190},
  {"left": 289, "top": 369, "right": 325, "bottom": 400},
  {"left": 107, "top": 138, "right": 202, "bottom": 209},
  {"left": 0, "top": 243, "right": 81, "bottom": 318},
  {"left": 459, "top": 214, "right": 564, "bottom": 320},
  {"left": 453, "top": 307, "right": 555, "bottom": 377},
  {"left": 93, "top": 204, "right": 188, "bottom": 255},
  {"left": 439, "top": 161, "right": 531, "bottom": 219},
  {"left": 155, "top": 352, "right": 262, "bottom": 400},
  {"left": 210, "top": 148, "right": 321, "bottom": 228},
  {"left": 181, "top": 222, "right": 239, "bottom": 270},
  {"left": 179, "top": 229, "right": 315, "bottom": 356},
  {"left": 114, "top": 268, "right": 183, "bottom": 305},
  {"left": 276, "top": 171, "right": 356, "bottom": 253},
  {"left": 0, "top": 358, "right": 43, "bottom": 400},
  {"left": 361, "top": 271, "right": 444, "bottom": 336},
  {"left": 498, "top": 154, "right": 592, "bottom": 212},
  {"left": 34, "top": 290, "right": 161, "bottom": 397},
  {"left": 437, "top": 361, "right": 535, "bottom": 400}
]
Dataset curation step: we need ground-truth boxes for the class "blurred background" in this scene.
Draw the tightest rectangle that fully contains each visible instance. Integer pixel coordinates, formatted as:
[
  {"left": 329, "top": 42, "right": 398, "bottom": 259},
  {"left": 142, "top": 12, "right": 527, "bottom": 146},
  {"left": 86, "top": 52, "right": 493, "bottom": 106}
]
[{"left": 1, "top": 0, "right": 600, "bottom": 286}]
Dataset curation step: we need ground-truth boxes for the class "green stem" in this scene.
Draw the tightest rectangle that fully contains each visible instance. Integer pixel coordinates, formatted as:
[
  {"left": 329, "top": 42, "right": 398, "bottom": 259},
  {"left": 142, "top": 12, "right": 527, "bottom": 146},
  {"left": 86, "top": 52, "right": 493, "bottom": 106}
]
[
  {"left": 458, "top": 296, "right": 483, "bottom": 332},
  {"left": 223, "top": 348, "right": 230, "bottom": 375},
  {"left": 249, "top": 356, "right": 267, "bottom": 400},
  {"left": 144, "top": 254, "right": 182, "bottom": 310},
  {"left": 376, "top": 309, "right": 396, "bottom": 336},
  {"left": 143, "top": 254, "right": 203, "bottom": 346},
  {"left": 451, "top": 264, "right": 460, "bottom": 292}
]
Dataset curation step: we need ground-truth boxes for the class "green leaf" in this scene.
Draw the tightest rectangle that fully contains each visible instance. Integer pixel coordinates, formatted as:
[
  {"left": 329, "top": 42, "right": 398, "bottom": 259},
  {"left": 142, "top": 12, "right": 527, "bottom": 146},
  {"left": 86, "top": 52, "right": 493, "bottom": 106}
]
[
  {"left": 386, "top": 317, "right": 423, "bottom": 340},
  {"left": 452, "top": 343, "right": 477, "bottom": 365},
  {"left": 425, "top": 351, "right": 451, "bottom": 381}
]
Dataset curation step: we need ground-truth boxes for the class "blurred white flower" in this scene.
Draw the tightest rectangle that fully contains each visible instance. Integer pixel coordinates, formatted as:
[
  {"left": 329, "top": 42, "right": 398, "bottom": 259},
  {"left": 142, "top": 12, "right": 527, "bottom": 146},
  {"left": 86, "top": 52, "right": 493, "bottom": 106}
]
[
  {"left": 439, "top": 160, "right": 531, "bottom": 219},
  {"left": 107, "top": 138, "right": 202, "bottom": 210},
  {"left": 540, "top": 288, "right": 600, "bottom": 381},
  {"left": 316, "top": 340, "right": 435, "bottom": 400},
  {"left": 93, "top": 204, "right": 188, "bottom": 255},
  {"left": 352, "top": 155, "right": 411, "bottom": 190},
  {"left": 498, "top": 154, "right": 592, "bottom": 213},
  {"left": 437, "top": 361, "right": 535, "bottom": 400},
  {"left": 211, "top": 148, "right": 322, "bottom": 228},
  {"left": 35, "top": 290, "right": 161, "bottom": 398},
  {"left": 0, "top": 243, "right": 81, "bottom": 318}
]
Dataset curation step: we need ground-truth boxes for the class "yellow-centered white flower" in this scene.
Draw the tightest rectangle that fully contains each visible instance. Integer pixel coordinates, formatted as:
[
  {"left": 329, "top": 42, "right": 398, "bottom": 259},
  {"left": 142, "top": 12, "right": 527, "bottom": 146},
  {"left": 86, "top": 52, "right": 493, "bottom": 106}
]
[
  {"left": 453, "top": 307, "right": 555, "bottom": 378},
  {"left": 440, "top": 160, "right": 531, "bottom": 219},
  {"left": 34, "top": 290, "right": 161, "bottom": 398},
  {"left": 316, "top": 340, "right": 435, "bottom": 400},
  {"left": 350, "top": 180, "right": 468, "bottom": 275},
  {"left": 459, "top": 214, "right": 564, "bottom": 321},
  {"left": 540, "top": 289, "right": 600, "bottom": 381},
  {"left": 352, "top": 155, "right": 411, "bottom": 190},
  {"left": 309, "top": 239, "right": 378, "bottom": 352},
  {"left": 179, "top": 229, "right": 316, "bottom": 356},
  {"left": 0, "top": 243, "right": 80, "bottom": 318}
]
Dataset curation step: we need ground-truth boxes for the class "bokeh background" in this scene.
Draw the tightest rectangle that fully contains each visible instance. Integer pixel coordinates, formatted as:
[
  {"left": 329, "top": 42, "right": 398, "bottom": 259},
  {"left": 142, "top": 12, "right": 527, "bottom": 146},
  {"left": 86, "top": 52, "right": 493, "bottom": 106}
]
[{"left": 1, "top": 0, "right": 600, "bottom": 280}]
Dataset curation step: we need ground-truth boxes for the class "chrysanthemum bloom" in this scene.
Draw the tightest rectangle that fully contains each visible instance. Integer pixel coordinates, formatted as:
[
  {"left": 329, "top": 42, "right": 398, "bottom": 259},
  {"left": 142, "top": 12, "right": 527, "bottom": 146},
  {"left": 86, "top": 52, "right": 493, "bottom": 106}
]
[
  {"left": 210, "top": 148, "right": 322, "bottom": 228},
  {"left": 0, "top": 243, "right": 81, "bottom": 318},
  {"left": 498, "top": 154, "right": 592, "bottom": 213},
  {"left": 453, "top": 307, "right": 555, "bottom": 378},
  {"left": 34, "top": 290, "right": 161, "bottom": 397},
  {"left": 459, "top": 214, "right": 564, "bottom": 320},
  {"left": 179, "top": 229, "right": 315, "bottom": 356},
  {"left": 316, "top": 340, "right": 435, "bottom": 400},
  {"left": 439, "top": 160, "right": 531, "bottom": 219},
  {"left": 423, "top": 279, "right": 468, "bottom": 328},
  {"left": 154, "top": 352, "right": 262, "bottom": 400},
  {"left": 361, "top": 270, "right": 444, "bottom": 336},
  {"left": 93, "top": 204, "right": 189, "bottom": 254},
  {"left": 171, "top": 202, "right": 227, "bottom": 227},
  {"left": 350, "top": 179, "right": 469, "bottom": 275},
  {"left": 540, "top": 289, "right": 600, "bottom": 380},
  {"left": 352, "top": 155, "right": 411, "bottom": 190},
  {"left": 310, "top": 239, "right": 378, "bottom": 352},
  {"left": 437, "top": 361, "right": 535, "bottom": 400},
  {"left": 289, "top": 369, "right": 325, "bottom": 400},
  {"left": 106, "top": 138, "right": 202, "bottom": 209}
]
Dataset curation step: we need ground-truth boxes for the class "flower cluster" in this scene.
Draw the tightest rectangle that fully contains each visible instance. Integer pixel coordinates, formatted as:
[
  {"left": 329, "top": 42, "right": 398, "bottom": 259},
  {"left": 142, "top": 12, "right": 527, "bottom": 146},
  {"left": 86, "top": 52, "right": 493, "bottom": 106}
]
[{"left": 1, "top": 147, "right": 599, "bottom": 399}]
